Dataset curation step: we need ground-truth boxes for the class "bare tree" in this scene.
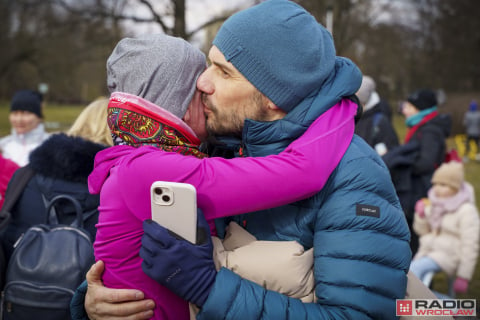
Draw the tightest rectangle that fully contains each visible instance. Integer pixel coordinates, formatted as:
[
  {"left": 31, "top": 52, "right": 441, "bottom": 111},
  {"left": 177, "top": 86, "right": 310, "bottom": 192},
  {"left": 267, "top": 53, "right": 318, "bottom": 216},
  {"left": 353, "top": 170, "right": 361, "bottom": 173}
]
[
  {"left": 0, "top": 0, "right": 245, "bottom": 102},
  {"left": 2, "top": 0, "right": 478, "bottom": 105},
  {"left": 0, "top": 0, "right": 124, "bottom": 102},
  {"left": 420, "top": 0, "right": 480, "bottom": 92},
  {"left": 51, "top": 0, "right": 235, "bottom": 41}
]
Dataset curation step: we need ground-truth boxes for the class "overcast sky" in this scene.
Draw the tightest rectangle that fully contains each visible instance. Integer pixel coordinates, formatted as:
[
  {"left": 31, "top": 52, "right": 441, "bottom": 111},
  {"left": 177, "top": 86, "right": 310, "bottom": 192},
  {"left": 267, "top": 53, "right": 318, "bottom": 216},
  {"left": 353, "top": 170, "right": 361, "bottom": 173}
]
[
  {"left": 123, "top": 0, "right": 417, "bottom": 48},
  {"left": 124, "top": 0, "right": 255, "bottom": 47}
]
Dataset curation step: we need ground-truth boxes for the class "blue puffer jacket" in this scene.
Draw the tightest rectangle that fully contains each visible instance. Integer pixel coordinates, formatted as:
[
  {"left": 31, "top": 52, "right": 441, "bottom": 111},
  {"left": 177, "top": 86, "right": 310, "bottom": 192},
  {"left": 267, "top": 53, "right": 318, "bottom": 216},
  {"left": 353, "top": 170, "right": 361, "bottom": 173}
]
[{"left": 197, "top": 58, "right": 411, "bottom": 319}]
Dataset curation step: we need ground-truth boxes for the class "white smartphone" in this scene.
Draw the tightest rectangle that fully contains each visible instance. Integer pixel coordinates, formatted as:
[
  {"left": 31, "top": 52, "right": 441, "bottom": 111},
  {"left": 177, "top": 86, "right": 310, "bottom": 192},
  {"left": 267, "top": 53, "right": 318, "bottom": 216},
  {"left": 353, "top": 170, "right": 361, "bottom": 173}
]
[{"left": 150, "top": 181, "right": 197, "bottom": 244}]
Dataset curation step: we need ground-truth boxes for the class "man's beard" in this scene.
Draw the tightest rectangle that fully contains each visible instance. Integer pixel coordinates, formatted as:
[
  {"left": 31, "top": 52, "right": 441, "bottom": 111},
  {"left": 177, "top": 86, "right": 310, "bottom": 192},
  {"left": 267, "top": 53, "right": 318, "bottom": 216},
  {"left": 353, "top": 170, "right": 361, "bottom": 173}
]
[
  {"left": 202, "top": 96, "right": 243, "bottom": 137},
  {"left": 202, "top": 92, "right": 268, "bottom": 138}
]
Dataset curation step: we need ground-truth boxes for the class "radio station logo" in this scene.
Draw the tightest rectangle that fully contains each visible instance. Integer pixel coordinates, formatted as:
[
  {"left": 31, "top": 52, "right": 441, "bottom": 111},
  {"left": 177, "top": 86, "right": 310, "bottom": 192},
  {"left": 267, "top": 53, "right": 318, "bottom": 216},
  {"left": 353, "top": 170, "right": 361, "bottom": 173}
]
[{"left": 396, "top": 299, "right": 476, "bottom": 317}]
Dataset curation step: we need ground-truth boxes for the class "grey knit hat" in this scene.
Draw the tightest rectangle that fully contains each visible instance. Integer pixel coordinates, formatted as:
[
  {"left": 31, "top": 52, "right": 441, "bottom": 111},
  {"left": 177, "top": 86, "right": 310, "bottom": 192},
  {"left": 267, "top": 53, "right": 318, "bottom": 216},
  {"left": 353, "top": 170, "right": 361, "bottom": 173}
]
[
  {"left": 356, "top": 76, "right": 376, "bottom": 106},
  {"left": 107, "top": 34, "right": 206, "bottom": 119}
]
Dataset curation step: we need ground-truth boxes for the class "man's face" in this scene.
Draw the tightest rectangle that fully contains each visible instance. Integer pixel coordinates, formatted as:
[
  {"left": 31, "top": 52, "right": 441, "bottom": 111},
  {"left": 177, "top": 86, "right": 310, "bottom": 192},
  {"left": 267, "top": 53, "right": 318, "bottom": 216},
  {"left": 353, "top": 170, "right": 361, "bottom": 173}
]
[{"left": 196, "top": 46, "right": 269, "bottom": 137}]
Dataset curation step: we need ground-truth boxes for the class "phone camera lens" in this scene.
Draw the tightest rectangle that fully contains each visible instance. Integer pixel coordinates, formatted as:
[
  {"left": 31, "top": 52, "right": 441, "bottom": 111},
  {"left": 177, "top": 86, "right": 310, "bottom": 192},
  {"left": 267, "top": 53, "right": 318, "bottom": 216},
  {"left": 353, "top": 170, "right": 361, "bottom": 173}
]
[
  {"left": 162, "top": 195, "right": 170, "bottom": 202},
  {"left": 154, "top": 187, "right": 163, "bottom": 195}
]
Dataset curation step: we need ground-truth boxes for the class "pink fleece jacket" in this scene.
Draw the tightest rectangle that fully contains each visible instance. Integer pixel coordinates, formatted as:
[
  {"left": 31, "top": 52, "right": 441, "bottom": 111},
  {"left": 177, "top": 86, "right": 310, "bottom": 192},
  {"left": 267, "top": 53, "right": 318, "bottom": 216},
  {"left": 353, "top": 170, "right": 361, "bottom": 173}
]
[
  {"left": 0, "top": 155, "right": 19, "bottom": 209},
  {"left": 89, "top": 98, "right": 357, "bottom": 320}
]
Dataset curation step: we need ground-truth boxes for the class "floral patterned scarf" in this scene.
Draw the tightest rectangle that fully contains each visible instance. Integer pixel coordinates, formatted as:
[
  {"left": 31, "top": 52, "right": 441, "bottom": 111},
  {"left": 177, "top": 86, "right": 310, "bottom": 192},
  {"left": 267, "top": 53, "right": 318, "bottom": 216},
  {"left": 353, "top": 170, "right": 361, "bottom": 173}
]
[{"left": 107, "top": 92, "right": 206, "bottom": 159}]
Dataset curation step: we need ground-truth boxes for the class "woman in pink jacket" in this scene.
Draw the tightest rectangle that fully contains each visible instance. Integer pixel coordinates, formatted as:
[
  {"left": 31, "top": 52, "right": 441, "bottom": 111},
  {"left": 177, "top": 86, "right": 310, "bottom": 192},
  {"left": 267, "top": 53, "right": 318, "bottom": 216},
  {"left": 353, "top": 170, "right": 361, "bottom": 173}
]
[
  {"left": 89, "top": 34, "right": 358, "bottom": 320},
  {"left": 0, "top": 154, "right": 19, "bottom": 209}
]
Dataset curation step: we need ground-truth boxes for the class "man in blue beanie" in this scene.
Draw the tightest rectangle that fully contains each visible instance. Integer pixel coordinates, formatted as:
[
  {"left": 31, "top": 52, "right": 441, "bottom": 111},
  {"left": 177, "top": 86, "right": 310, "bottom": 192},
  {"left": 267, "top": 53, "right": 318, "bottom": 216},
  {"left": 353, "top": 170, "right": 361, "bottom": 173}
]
[{"left": 82, "top": 1, "right": 410, "bottom": 319}]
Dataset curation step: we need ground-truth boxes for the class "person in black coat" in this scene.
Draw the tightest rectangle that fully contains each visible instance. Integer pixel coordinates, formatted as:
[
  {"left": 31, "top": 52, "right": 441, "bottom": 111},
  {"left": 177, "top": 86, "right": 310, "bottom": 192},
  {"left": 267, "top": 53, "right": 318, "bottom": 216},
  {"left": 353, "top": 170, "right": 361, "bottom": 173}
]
[
  {"left": 0, "top": 97, "right": 113, "bottom": 263},
  {"left": 383, "top": 89, "right": 452, "bottom": 255},
  {"left": 355, "top": 76, "right": 399, "bottom": 155}
]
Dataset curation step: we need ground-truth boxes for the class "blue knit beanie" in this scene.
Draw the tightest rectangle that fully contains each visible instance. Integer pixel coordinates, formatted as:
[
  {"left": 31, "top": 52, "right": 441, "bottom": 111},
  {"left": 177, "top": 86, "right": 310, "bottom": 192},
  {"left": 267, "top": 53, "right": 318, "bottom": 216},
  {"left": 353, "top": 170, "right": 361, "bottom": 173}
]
[
  {"left": 469, "top": 100, "right": 478, "bottom": 112},
  {"left": 213, "top": 0, "right": 336, "bottom": 113}
]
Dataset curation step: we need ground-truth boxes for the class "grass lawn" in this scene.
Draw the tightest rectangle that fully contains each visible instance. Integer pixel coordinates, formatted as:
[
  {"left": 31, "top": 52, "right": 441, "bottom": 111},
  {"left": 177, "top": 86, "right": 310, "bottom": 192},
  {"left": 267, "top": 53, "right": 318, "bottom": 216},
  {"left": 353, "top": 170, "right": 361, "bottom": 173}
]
[{"left": 1, "top": 103, "right": 479, "bottom": 301}]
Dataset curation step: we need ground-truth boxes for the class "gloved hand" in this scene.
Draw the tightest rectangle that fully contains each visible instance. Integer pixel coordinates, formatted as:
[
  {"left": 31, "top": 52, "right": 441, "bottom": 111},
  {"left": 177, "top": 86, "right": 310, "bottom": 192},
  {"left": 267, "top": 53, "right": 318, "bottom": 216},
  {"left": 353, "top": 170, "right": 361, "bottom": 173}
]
[
  {"left": 140, "top": 209, "right": 216, "bottom": 307},
  {"left": 453, "top": 277, "right": 469, "bottom": 294},
  {"left": 70, "top": 280, "right": 88, "bottom": 320},
  {"left": 415, "top": 198, "right": 428, "bottom": 218}
]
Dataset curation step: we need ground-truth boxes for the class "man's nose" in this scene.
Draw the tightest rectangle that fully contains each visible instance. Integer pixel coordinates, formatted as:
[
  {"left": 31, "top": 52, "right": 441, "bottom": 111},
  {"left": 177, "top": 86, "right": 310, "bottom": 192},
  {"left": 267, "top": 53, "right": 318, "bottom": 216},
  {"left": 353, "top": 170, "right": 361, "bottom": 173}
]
[{"left": 197, "top": 69, "right": 214, "bottom": 95}]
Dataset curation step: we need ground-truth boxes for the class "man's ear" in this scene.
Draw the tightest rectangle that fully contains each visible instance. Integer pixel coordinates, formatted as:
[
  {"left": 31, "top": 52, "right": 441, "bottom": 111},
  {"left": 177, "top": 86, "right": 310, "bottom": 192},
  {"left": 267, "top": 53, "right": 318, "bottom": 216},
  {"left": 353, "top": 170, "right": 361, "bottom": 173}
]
[{"left": 266, "top": 99, "right": 287, "bottom": 119}]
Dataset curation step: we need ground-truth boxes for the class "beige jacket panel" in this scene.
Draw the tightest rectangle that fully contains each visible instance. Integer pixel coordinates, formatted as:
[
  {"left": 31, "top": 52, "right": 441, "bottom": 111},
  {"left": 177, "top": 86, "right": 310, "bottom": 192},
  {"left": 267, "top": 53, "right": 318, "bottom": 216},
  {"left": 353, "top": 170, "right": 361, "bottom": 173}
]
[
  {"left": 400, "top": 271, "right": 454, "bottom": 320},
  {"left": 212, "top": 222, "right": 315, "bottom": 302}
]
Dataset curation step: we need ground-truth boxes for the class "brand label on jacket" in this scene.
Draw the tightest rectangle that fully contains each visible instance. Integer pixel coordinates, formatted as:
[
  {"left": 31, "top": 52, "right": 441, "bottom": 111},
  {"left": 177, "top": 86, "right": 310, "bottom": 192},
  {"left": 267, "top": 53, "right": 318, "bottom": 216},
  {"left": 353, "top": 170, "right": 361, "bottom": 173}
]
[{"left": 356, "top": 204, "right": 380, "bottom": 218}]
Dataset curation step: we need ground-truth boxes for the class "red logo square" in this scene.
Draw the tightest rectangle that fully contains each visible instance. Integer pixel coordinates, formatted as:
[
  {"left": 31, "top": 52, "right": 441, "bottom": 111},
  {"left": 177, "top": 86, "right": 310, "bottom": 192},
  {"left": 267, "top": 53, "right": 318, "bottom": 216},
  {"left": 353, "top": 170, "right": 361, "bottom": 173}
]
[{"left": 396, "top": 300, "right": 413, "bottom": 316}]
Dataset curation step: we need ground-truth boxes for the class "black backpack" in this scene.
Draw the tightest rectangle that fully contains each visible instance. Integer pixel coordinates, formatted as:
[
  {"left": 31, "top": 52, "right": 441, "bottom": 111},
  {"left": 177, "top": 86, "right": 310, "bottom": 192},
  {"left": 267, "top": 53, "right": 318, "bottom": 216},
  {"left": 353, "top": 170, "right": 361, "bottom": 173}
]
[
  {"left": 0, "top": 166, "right": 35, "bottom": 290},
  {"left": 0, "top": 167, "right": 95, "bottom": 320}
]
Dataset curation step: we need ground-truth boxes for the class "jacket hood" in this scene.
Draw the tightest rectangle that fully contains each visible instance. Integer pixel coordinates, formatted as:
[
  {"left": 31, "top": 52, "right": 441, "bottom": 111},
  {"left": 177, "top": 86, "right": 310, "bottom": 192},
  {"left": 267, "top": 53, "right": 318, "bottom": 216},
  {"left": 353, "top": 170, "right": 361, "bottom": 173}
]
[
  {"left": 88, "top": 145, "right": 136, "bottom": 194},
  {"left": 28, "top": 133, "right": 107, "bottom": 184},
  {"left": 428, "top": 113, "right": 452, "bottom": 137},
  {"left": 242, "top": 56, "right": 362, "bottom": 157}
]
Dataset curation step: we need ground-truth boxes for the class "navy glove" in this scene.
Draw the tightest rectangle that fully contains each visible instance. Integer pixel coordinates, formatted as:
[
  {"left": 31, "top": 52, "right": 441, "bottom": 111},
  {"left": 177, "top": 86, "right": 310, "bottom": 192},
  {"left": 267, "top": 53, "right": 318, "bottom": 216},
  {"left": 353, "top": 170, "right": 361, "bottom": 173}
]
[
  {"left": 140, "top": 209, "right": 216, "bottom": 307},
  {"left": 70, "top": 280, "right": 88, "bottom": 320}
]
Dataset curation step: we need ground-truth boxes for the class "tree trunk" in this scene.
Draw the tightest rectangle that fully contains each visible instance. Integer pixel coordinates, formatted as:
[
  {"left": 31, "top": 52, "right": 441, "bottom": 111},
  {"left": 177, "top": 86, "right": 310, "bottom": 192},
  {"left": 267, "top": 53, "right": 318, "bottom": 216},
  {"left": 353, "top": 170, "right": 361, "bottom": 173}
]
[{"left": 173, "top": 0, "right": 186, "bottom": 39}]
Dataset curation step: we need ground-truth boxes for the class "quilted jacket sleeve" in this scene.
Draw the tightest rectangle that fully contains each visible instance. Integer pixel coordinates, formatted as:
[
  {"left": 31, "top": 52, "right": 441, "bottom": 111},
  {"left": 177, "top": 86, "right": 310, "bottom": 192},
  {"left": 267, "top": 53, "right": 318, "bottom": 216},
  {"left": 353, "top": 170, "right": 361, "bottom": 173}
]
[{"left": 198, "top": 268, "right": 371, "bottom": 320}]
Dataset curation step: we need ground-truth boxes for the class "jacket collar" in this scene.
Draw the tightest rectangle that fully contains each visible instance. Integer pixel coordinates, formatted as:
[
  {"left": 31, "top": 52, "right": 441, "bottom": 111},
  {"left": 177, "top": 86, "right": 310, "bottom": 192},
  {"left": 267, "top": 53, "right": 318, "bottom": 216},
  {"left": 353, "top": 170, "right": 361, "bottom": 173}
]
[{"left": 241, "top": 57, "right": 362, "bottom": 157}]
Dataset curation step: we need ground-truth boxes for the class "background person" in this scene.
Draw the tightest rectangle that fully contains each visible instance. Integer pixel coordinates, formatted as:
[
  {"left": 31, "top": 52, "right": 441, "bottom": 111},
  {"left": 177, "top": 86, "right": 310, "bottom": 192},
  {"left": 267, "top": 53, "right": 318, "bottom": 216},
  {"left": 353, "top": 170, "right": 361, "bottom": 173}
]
[
  {"left": 463, "top": 100, "right": 480, "bottom": 161},
  {"left": 0, "top": 97, "right": 112, "bottom": 265},
  {"left": 0, "top": 154, "right": 19, "bottom": 209},
  {"left": 410, "top": 161, "right": 479, "bottom": 297},
  {"left": 0, "top": 89, "right": 50, "bottom": 166},
  {"left": 383, "top": 88, "right": 452, "bottom": 255},
  {"left": 355, "top": 75, "right": 399, "bottom": 155}
]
